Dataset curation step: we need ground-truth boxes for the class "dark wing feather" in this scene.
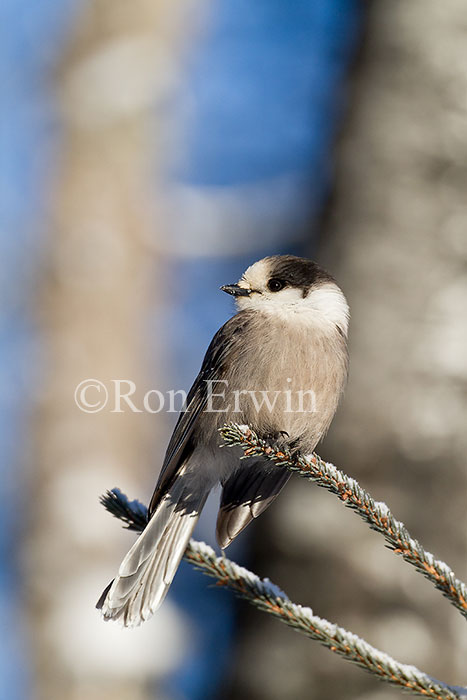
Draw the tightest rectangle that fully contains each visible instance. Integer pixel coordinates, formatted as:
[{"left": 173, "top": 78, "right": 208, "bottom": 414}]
[
  {"left": 216, "top": 462, "right": 291, "bottom": 549},
  {"left": 148, "top": 311, "right": 253, "bottom": 516}
]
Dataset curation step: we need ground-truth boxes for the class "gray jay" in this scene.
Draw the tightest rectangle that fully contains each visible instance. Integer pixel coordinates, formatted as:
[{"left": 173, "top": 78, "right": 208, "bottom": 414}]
[{"left": 98, "top": 255, "right": 349, "bottom": 626}]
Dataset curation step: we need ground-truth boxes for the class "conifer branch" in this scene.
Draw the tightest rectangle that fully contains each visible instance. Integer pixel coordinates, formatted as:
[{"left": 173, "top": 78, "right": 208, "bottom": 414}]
[
  {"left": 220, "top": 423, "right": 467, "bottom": 622},
  {"left": 101, "top": 488, "right": 467, "bottom": 699}
]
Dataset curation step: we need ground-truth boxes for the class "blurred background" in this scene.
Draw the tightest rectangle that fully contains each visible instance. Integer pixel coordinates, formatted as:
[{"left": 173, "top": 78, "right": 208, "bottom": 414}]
[{"left": 2, "top": 1, "right": 467, "bottom": 699}]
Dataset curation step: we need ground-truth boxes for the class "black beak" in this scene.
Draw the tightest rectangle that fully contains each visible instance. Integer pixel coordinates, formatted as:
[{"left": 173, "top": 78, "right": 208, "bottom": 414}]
[{"left": 220, "top": 284, "right": 251, "bottom": 297}]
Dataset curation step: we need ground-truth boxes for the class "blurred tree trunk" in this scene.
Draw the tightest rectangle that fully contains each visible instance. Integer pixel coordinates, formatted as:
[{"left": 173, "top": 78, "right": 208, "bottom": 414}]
[
  {"left": 225, "top": 2, "right": 467, "bottom": 699},
  {"left": 28, "top": 2, "right": 194, "bottom": 699}
]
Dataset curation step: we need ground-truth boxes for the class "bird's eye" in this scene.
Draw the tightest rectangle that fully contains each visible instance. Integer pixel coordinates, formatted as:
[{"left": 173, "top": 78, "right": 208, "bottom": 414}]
[{"left": 267, "top": 278, "right": 287, "bottom": 292}]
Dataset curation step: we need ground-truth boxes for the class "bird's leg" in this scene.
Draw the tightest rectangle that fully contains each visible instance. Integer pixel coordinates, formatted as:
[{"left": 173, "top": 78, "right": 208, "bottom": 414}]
[
  {"left": 262, "top": 430, "right": 290, "bottom": 451},
  {"left": 261, "top": 430, "right": 303, "bottom": 460}
]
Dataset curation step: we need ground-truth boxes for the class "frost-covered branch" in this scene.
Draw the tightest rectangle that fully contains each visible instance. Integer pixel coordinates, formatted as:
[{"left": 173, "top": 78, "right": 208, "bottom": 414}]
[
  {"left": 220, "top": 423, "right": 467, "bottom": 623},
  {"left": 101, "top": 488, "right": 467, "bottom": 699}
]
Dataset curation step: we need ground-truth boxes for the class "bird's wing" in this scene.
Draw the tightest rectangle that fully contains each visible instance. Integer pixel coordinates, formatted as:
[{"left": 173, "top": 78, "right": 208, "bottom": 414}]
[
  {"left": 148, "top": 310, "right": 253, "bottom": 516},
  {"left": 216, "top": 462, "right": 291, "bottom": 549}
]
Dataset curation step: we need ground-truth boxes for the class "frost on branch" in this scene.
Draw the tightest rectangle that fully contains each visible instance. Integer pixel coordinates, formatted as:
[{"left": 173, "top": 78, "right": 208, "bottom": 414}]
[{"left": 100, "top": 423, "right": 467, "bottom": 699}]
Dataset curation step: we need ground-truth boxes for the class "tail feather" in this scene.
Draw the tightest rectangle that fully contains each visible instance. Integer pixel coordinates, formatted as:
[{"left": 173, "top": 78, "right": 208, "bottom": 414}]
[
  {"left": 139, "top": 510, "right": 190, "bottom": 616},
  {"left": 100, "top": 483, "right": 207, "bottom": 626}
]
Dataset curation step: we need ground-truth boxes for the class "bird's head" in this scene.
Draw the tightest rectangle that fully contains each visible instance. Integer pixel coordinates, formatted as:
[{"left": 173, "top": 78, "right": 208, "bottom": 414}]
[{"left": 221, "top": 255, "right": 349, "bottom": 336}]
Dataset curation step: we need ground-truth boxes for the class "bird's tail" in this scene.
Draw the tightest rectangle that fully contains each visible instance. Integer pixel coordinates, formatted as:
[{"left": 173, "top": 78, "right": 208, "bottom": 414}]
[{"left": 98, "top": 478, "right": 207, "bottom": 627}]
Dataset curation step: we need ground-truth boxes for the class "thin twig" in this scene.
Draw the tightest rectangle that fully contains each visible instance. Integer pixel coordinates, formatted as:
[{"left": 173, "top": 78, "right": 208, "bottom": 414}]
[
  {"left": 220, "top": 423, "right": 467, "bottom": 622},
  {"left": 101, "top": 488, "right": 466, "bottom": 699}
]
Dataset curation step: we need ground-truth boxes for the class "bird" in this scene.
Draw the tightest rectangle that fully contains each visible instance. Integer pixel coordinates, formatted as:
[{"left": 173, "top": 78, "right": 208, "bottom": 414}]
[{"left": 97, "top": 255, "right": 349, "bottom": 626}]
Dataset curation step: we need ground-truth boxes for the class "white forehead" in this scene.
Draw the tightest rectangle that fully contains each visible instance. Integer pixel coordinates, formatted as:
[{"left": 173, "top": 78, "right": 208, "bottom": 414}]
[{"left": 239, "top": 258, "right": 271, "bottom": 290}]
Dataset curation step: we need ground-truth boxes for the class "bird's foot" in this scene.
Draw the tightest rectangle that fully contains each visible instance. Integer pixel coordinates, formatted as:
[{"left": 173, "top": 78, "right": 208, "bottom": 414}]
[{"left": 262, "top": 430, "right": 300, "bottom": 455}]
